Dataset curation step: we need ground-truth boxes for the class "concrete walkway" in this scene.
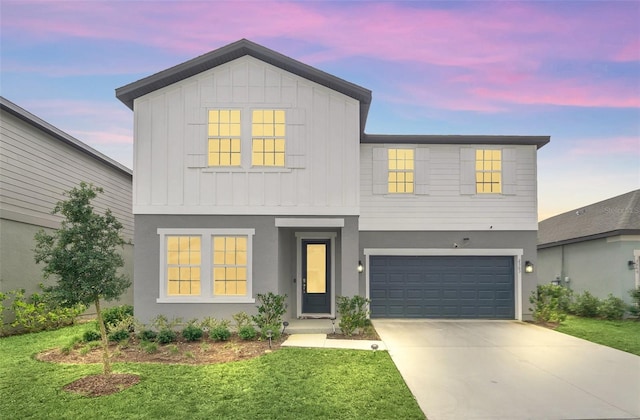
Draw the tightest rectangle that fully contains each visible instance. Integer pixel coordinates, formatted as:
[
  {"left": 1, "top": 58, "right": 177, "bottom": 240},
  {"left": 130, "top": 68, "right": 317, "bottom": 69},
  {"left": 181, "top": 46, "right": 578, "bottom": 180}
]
[
  {"left": 282, "top": 333, "right": 386, "bottom": 351},
  {"left": 373, "top": 319, "right": 640, "bottom": 420}
]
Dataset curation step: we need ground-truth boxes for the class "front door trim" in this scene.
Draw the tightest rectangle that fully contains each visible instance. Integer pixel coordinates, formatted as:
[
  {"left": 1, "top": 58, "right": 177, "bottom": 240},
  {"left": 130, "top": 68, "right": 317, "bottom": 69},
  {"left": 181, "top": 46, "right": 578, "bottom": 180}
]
[{"left": 296, "top": 232, "right": 337, "bottom": 318}]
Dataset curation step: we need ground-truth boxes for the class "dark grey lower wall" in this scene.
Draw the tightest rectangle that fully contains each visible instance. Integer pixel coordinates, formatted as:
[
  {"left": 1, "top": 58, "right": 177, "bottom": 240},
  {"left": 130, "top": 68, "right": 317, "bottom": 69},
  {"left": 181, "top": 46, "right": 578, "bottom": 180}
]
[
  {"left": 359, "top": 230, "right": 538, "bottom": 319},
  {"left": 0, "top": 218, "right": 133, "bottom": 325},
  {"left": 134, "top": 215, "right": 359, "bottom": 324}
]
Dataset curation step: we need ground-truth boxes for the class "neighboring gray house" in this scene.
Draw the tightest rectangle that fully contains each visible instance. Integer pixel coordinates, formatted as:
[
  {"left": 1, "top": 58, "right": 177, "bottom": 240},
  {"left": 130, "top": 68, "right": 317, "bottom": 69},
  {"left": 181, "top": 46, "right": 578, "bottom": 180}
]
[
  {"left": 0, "top": 97, "right": 134, "bottom": 319},
  {"left": 116, "top": 39, "right": 549, "bottom": 323},
  {"left": 538, "top": 190, "right": 640, "bottom": 304}
]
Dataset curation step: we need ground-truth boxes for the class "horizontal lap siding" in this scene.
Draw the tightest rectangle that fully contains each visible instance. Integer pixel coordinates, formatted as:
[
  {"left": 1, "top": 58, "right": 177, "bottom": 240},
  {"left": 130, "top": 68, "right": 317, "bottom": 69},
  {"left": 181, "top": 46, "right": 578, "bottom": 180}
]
[
  {"left": 370, "top": 256, "right": 514, "bottom": 319},
  {"left": 359, "top": 144, "right": 538, "bottom": 231},
  {"left": 0, "top": 114, "right": 133, "bottom": 240}
]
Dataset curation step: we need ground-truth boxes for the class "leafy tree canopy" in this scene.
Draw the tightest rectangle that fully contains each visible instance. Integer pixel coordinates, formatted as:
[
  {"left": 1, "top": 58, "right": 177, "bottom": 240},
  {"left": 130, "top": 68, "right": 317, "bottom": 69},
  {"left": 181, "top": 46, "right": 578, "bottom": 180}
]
[{"left": 34, "top": 182, "right": 131, "bottom": 307}]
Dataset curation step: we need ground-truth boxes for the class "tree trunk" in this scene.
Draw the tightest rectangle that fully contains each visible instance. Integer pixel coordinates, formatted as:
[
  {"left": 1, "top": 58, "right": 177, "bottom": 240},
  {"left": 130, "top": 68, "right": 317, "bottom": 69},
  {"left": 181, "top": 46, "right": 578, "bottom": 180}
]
[{"left": 95, "top": 298, "right": 112, "bottom": 374}]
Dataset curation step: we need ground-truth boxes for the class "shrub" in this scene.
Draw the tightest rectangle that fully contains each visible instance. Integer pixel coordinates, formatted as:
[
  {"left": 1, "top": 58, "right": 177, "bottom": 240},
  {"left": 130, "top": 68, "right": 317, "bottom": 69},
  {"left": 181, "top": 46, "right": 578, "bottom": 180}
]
[
  {"left": 83, "top": 329, "right": 102, "bottom": 342},
  {"left": 151, "top": 314, "right": 182, "bottom": 331},
  {"left": 102, "top": 305, "right": 134, "bottom": 333},
  {"left": 252, "top": 292, "right": 287, "bottom": 333},
  {"left": 232, "top": 312, "right": 253, "bottom": 330},
  {"left": 259, "top": 324, "right": 281, "bottom": 340},
  {"left": 139, "top": 341, "right": 158, "bottom": 354},
  {"left": 10, "top": 287, "right": 86, "bottom": 333},
  {"left": 629, "top": 288, "right": 640, "bottom": 318},
  {"left": 199, "top": 317, "right": 230, "bottom": 333},
  {"left": 598, "top": 294, "right": 626, "bottom": 320},
  {"left": 108, "top": 328, "right": 130, "bottom": 342},
  {"left": 571, "top": 291, "right": 600, "bottom": 317},
  {"left": 336, "top": 295, "right": 371, "bottom": 336},
  {"left": 157, "top": 328, "right": 177, "bottom": 344},
  {"left": 238, "top": 325, "right": 257, "bottom": 340},
  {"left": 182, "top": 324, "right": 204, "bottom": 342},
  {"left": 209, "top": 326, "right": 231, "bottom": 342},
  {"left": 138, "top": 329, "right": 158, "bottom": 342},
  {"left": 529, "top": 284, "right": 572, "bottom": 324}
]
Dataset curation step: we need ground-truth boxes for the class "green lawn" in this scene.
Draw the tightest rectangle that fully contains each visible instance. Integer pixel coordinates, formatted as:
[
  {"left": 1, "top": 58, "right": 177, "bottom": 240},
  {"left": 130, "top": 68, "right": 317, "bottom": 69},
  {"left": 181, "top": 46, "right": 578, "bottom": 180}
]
[
  {"left": 556, "top": 316, "right": 640, "bottom": 356},
  {"left": 0, "top": 324, "right": 425, "bottom": 419}
]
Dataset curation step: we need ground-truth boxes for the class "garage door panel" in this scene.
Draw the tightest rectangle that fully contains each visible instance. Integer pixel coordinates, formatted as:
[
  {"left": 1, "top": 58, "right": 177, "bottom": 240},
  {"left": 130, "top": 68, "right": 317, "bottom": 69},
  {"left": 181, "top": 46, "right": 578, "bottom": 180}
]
[{"left": 370, "top": 256, "right": 514, "bottom": 319}]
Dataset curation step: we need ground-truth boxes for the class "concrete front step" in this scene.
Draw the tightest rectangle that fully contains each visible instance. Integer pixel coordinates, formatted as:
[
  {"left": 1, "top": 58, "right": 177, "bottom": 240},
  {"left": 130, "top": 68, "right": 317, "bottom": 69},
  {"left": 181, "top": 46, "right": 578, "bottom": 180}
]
[{"left": 283, "top": 318, "right": 338, "bottom": 334}]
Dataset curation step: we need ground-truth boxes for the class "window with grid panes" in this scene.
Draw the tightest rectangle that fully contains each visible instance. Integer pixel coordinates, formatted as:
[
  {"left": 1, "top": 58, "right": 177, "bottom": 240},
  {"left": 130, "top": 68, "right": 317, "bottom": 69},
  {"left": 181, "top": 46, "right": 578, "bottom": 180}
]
[
  {"left": 208, "top": 109, "right": 241, "bottom": 166},
  {"left": 252, "top": 109, "right": 285, "bottom": 167}
]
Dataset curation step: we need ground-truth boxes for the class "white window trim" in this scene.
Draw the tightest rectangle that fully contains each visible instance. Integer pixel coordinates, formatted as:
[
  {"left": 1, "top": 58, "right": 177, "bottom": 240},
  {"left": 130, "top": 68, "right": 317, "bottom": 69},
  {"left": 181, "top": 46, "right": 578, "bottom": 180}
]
[
  {"left": 363, "top": 248, "right": 524, "bottom": 321},
  {"left": 157, "top": 228, "right": 256, "bottom": 303}
]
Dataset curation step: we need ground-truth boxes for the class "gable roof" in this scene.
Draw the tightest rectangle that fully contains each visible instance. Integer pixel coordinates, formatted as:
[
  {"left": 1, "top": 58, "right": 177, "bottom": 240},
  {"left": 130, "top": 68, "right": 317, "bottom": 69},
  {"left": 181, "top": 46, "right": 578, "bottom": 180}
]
[
  {"left": 0, "top": 96, "right": 132, "bottom": 176},
  {"left": 115, "top": 38, "right": 372, "bottom": 133},
  {"left": 538, "top": 189, "right": 640, "bottom": 248}
]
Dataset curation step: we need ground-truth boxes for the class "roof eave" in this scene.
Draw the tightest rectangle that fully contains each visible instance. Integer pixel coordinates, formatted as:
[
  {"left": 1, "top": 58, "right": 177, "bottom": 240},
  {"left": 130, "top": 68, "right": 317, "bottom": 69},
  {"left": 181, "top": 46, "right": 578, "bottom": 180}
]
[
  {"left": 361, "top": 134, "right": 550, "bottom": 148},
  {"left": 537, "top": 229, "right": 640, "bottom": 249}
]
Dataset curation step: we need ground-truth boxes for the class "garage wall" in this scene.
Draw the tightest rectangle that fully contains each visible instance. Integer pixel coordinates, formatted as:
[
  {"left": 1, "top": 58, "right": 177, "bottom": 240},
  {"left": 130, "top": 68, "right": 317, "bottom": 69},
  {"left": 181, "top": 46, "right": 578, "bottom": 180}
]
[
  {"left": 538, "top": 236, "right": 639, "bottom": 304},
  {"left": 359, "top": 230, "right": 538, "bottom": 319}
]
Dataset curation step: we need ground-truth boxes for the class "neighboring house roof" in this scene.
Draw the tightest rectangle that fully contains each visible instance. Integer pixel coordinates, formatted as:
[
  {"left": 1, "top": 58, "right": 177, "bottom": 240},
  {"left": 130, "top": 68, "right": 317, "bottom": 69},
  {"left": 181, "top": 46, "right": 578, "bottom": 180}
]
[
  {"left": 363, "top": 134, "right": 550, "bottom": 149},
  {"left": 538, "top": 189, "right": 640, "bottom": 248},
  {"left": 115, "top": 38, "right": 373, "bottom": 134},
  {"left": 0, "top": 96, "right": 132, "bottom": 176}
]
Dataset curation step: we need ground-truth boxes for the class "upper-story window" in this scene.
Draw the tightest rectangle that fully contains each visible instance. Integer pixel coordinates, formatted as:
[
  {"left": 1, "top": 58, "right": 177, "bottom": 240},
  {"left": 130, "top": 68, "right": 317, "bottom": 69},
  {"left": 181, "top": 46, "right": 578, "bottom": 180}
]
[
  {"left": 475, "top": 149, "right": 502, "bottom": 193},
  {"left": 388, "top": 149, "right": 414, "bottom": 193},
  {"left": 252, "top": 109, "right": 285, "bottom": 167},
  {"left": 208, "top": 110, "right": 241, "bottom": 166}
]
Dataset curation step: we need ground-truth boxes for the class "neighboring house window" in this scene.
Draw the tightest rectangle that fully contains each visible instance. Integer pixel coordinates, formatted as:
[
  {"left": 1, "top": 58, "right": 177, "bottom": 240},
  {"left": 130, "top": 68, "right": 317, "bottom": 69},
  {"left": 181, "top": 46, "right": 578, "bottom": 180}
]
[
  {"left": 213, "top": 236, "right": 247, "bottom": 296},
  {"left": 388, "top": 149, "right": 414, "bottom": 193},
  {"left": 252, "top": 109, "right": 285, "bottom": 167},
  {"left": 208, "top": 109, "right": 241, "bottom": 166},
  {"left": 158, "top": 229, "right": 255, "bottom": 303},
  {"left": 475, "top": 149, "right": 502, "bottom": 193},
  {"left": 166, "top": 236, "right": 201, "bottom": 296}
]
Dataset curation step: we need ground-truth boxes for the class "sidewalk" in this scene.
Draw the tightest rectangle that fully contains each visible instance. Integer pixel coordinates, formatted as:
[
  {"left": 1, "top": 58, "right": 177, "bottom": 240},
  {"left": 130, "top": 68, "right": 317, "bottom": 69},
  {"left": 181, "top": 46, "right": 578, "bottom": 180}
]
[{"left": 282, "top": 333, "right": 386, "bottom": 351}]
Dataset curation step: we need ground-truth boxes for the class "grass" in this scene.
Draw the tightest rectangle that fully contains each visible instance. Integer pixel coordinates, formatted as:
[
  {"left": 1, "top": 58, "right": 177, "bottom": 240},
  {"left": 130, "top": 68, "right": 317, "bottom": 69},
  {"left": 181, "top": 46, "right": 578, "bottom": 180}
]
[
  {"left": 0, "top": 324, "right": 424, "bottom": 419},
  {"left": 556, "top": 315, "right": 640, "bottom": 356}
]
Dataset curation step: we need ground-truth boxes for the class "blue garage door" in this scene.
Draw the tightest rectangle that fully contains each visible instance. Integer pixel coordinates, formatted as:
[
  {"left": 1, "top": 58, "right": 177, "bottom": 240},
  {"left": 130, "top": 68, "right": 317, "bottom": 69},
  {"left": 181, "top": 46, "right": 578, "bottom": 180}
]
[{"left": 370, "top": 256, "right": 514, "bottom": 319}]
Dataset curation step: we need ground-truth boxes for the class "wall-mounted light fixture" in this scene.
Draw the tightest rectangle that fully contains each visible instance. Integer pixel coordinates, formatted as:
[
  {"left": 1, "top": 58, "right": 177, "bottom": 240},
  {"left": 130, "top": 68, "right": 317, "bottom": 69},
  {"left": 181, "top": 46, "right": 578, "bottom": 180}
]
[
  {"left": 525, "top": 261, "right": 534, "bottom": 273},
  {"left": 357, "top": 260, "right": 364, "bottom": 273},
  {"left": 629, "top": 260, "right": 637, "bottom": 270}
]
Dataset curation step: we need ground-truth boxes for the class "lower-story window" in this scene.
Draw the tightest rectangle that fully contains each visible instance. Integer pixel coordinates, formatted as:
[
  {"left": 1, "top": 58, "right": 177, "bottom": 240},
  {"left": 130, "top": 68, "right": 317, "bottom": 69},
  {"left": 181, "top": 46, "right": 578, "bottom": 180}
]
[
  {"left": 213, "top": 236, "right": 247, "bottom": 296},
  {"left": 157, "top": 228, "right": 255, "bottom": 303}
]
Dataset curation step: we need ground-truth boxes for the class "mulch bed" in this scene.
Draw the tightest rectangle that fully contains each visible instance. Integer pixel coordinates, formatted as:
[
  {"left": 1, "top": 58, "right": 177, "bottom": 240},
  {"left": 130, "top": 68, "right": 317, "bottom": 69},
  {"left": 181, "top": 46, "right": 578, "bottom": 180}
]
[{"left": 63, "top": 373, "right": 141, "bottom": 397}]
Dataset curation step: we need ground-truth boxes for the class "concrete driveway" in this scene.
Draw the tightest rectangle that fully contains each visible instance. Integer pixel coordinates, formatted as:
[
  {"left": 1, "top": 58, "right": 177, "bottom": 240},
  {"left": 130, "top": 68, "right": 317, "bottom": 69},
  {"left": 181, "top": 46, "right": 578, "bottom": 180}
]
[{"left": 373, "top": 320, "right": 640, "bottom": 420}]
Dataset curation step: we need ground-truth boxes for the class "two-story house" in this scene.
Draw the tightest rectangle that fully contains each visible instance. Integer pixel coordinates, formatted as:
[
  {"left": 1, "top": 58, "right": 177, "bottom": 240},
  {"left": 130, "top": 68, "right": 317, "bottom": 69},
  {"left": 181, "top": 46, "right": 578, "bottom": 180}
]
[{"left": 116, "top": 39, "right": 549, "bottom": 324}]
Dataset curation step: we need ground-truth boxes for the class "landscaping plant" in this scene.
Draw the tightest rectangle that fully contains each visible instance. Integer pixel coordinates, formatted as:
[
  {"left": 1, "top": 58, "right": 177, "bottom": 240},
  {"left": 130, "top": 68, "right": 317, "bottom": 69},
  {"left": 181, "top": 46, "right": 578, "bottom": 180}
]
[
  {"left": 597, "top": 294, "right": 626, "bottom": 320},
  {"left": 571, "top": 291, "right": 600, "bottom": 317},
  {"left": 9, "top": 287, "right": 85, "bottom": 333},
  {"left": 33, "top": 182, "right": 131, "bottom": 374},
  {"left": 628, "top": 288, "right": 640, "bottom": 318},
  {"left": 336, "top": 295, "right": 371, "bottom": 336},
  {"left": 529, "top": 284, "right": 572, "bottom": 324},
  {"left": 182, "top": 319, "right": 204, "bottom": 341},
  {"left": 252, "top": 292, "right": 287, "bottom": 338}
]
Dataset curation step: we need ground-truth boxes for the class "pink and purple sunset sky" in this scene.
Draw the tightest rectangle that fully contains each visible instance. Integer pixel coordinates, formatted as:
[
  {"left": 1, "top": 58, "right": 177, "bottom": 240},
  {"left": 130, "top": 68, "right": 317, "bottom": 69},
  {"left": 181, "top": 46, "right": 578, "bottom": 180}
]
[{"left": 1, "top": 0, "right": 638, "bottom": 220}]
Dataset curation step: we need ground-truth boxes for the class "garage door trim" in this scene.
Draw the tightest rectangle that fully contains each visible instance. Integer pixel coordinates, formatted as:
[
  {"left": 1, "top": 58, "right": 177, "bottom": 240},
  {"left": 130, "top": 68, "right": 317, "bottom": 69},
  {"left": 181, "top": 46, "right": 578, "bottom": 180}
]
[{"left": 364, "top": 248, "right": 524, "bottom": 321}]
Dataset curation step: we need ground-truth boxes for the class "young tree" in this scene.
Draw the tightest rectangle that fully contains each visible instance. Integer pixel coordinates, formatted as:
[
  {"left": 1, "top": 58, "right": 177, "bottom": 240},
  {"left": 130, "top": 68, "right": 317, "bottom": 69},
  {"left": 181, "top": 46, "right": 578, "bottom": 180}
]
[{"left": 34, "top": 182, "right": 131, "bottom": 374}]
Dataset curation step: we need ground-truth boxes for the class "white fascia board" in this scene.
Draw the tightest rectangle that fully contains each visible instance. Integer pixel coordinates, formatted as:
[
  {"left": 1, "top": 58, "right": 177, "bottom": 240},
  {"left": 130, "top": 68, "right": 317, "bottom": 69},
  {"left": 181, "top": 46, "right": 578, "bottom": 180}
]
[
  {"left": 364, "top": 248, "right": 524, "bottom": 256},
  {"left": 275, "top": 218, "right": 345, "bottom": 227}
]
